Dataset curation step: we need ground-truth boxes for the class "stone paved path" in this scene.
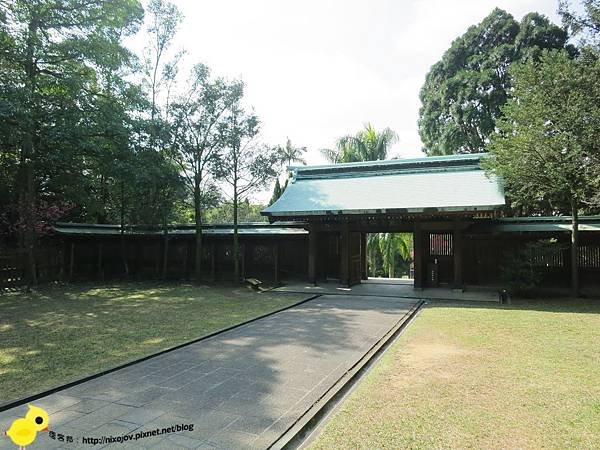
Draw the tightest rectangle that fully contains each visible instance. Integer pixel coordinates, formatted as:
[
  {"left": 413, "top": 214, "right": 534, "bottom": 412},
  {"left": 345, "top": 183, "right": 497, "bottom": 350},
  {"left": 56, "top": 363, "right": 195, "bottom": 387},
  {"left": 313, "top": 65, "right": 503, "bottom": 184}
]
[{"left": 0, "top": 295, "right": 417, "bottom": 449}]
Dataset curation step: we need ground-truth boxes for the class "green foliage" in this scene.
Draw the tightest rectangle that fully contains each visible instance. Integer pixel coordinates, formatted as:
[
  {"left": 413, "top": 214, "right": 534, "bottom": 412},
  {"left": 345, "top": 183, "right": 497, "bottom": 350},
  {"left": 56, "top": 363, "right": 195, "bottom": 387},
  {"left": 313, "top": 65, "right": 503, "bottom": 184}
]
[
  {"left": 368, "top": 233, "right": 413, "bottom": 278},
  {"left": 169, "top": 63, "right": 244, "bottom": 219},
  {"left": 204, "top": 200, "right": 267, "bottom": 224},
  {"left": 419, "top": 8, "right": 570, "bottom": 155},
  {"left": 269, "top": 178, "right": 282, "bottom": 206},
  {"left": 485, "top": 50, "right": 600, "bottom": 215},
  {"left": 269, "top": 178, "right": 289, "bottom": 206},
  {"left": 501, "top": 240, "right": 562, "bottom": 295},
  {"left": 322, "top": 123, "right": 397, "bottom": 163},
  {"left": 560, "top": 0, "right": 600, "bottom": 49},
  {"left": 279, "top": 138, "right": 306, "bottom": 167}
]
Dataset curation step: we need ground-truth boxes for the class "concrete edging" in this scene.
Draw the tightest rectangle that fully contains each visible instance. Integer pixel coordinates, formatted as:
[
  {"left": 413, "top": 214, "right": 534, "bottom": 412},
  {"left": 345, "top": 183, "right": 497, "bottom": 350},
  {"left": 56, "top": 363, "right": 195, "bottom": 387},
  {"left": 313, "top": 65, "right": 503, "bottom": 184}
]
[{"left": 268, "top": 299, "right": 426, "bottom": 450}]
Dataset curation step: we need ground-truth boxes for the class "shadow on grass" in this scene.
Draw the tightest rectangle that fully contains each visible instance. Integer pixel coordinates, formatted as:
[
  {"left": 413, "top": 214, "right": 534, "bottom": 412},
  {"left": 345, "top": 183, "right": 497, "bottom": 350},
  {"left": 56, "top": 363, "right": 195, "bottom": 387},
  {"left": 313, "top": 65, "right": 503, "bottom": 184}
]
[{"left": 1, "top": 282, "right": 415, "bottom": 448}]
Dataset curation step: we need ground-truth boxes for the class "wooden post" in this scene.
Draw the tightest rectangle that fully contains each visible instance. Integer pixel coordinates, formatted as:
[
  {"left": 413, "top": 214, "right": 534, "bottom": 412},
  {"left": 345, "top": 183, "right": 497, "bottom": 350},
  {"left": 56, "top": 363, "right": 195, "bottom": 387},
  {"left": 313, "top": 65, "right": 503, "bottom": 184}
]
[
  {"left": 59, "top": 241, "right": 65, "bottom": 281},
  {"left": 413, "top": 224, "right": 423, "bottom": 289},
  {"left": 453, "top": 228, "right": 463, "bottom": 290},
  {"left": 308, "top": 228, "right": 318, "bottom": 285},
  {"left": 210, "top": 241, "right": 216, "bottom": 282},
  {"left": 97, "top": 242, "right": 103, "bottom": 279},
  {"left": 69, "top": 242, "right": 75, "bottom": 279},
  {"left": 340, "top": 226, "right": 350, "bottom": 287},
  {"left": 274, "top": 242, "right": 280, "bottom": 283},
  {"left": 241, "top": 242, "right": 246, "bottom": 281},
  {"left": 361, "top": 232, "right": 368, "bottom": 280},
  {"left": 182, "top": 242, "right": 188, "bottom": 278},
  {"left": 155, "top": 241, "right": 160, "bottom": 276}
]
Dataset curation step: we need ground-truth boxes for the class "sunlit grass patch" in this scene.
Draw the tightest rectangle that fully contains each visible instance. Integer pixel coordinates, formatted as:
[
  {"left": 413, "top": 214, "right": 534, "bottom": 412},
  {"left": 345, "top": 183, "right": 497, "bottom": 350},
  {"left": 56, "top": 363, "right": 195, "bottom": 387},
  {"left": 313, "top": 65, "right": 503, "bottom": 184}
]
[
  {"left": 311, "top": 299, "right": 600, "bottom": 450},
  {"left": 0, "top": 281, "right": 305, "bottom": 404}
]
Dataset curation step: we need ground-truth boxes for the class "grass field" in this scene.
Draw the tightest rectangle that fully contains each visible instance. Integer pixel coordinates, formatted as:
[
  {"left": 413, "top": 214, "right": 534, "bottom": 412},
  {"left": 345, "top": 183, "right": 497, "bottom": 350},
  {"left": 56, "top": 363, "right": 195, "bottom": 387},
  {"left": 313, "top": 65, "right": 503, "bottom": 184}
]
[
  {"left": 0, "top": 282, "right": 305, "bottom": 405},
  {"left": 311, "top": 299, "right": 600, "bottom": 450}
]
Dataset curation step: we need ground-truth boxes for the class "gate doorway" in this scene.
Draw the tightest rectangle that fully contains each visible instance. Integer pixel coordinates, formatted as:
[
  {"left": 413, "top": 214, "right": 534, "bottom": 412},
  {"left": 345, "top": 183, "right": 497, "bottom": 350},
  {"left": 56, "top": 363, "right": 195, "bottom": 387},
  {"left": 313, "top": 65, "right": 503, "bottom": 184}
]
[{"left": 366, "top": 232, "right": 414, "bottom": 281}]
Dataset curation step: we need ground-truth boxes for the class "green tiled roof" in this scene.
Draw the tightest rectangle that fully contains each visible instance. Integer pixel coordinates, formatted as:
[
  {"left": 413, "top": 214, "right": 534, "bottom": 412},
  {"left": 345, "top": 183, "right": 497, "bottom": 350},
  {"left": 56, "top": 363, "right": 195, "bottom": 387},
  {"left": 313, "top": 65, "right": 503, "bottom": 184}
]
[
  {"left": 472, "top": 216, "right": 600, "bottom": 233},
  {"left": 263, "top": 153, "right": 505, "bottom": 217},
  {"left": 52, "top": 222, "right": 307, "bottom": 236}
]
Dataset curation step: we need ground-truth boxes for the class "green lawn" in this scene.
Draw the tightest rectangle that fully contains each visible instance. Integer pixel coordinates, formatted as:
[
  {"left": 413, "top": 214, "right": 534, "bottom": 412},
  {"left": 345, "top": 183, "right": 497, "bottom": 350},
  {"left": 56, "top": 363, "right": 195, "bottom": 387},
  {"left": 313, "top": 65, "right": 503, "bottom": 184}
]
[
  {"left": 311, "top": 300, "right": 600, "bottom": 450},
  {"left": 0, "top": 282, "right": 305, "bottom": 405}
]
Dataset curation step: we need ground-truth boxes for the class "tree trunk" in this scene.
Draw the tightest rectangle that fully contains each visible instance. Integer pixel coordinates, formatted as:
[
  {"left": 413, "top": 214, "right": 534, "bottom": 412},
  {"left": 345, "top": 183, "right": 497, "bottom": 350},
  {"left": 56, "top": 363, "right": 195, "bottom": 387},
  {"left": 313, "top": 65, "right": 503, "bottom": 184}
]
[
  {"left": 233, "top": 184, "right": 240, "bottom": 282},
  {"left": 194, "top": 180, "right": 203, "bottom": 282},
  {"left": 21, "top": 16, "right": 39, "bottom": 289},
  {"left": 570, "top": 199, "right": 580, "bottom": 297}
]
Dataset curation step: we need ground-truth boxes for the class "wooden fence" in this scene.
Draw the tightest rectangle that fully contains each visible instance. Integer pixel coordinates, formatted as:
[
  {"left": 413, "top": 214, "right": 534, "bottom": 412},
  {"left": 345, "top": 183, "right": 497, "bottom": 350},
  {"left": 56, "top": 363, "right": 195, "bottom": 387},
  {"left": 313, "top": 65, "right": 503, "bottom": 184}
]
[{"left": 0, "top": 247, "right": 63, "bottom": 288}]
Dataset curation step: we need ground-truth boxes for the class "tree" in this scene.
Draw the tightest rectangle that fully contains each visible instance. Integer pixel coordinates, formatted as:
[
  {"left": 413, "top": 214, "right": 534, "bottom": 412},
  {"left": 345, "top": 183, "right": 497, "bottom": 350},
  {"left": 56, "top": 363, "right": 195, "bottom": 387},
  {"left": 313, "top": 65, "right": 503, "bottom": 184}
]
[
  {"left": 368, "top": 233, "right": 413, "bottom": 278},
  {"left": 269, "top": 178, "right": 283, "bottom": 206},
  {"left": 485, "top": 50, "right": 600, "bottom": 297},
  {"left": 218, "top": 105, "right": 282, "bottom": 281},
  {"left": 419, "top": 8, "right": 571, "bottom": 155},
  {"left": 280, "top": 138, "right": 306, "bottom": 167},
  {"left": 0, "top": 0, "right": 143, "bottom": 285},
  {"left": 560, "top": 0, "right": 600, "bottom": 48},
  {"left": 321, "top": 123, "right": 398, "bottom": 163},
  {"left": 169, "top": 64, "right": 244, "bottom": 281},
  {"left": 142, "top": 0, "right": 183, "bottom": 149}
]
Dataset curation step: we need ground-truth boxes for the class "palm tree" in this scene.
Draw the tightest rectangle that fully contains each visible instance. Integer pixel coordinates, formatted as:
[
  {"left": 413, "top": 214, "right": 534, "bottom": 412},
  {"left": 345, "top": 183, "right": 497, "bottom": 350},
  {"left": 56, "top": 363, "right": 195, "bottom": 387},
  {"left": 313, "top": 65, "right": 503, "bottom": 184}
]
[
  {"left": 321, "top": 123, "right": 398, "bottom": 163},
  {"left": 368, "top": 233, "right": 413, "bottom": 278},
  {"left": 281, "top": 138, "right": 307, "bottom": 167}
]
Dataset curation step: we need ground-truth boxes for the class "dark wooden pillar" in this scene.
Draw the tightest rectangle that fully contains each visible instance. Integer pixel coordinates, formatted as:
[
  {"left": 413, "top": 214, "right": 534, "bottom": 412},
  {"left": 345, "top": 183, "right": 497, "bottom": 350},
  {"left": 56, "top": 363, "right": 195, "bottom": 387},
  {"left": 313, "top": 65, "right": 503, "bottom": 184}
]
[
  {"left": 154, "top": 241, "right": 160, "bottom": 276},
  {"left": 274, "top": 243, "right": 280, "bottom": 283},
  {"left": 69, "top": 242, "right": 75, "bottom": 279},
  {"left": 59, "top": 241, "right": 65, "bottom": 280},
  {"left": 210, "top": 241, "right": 216, "bottom": 281},
  {"left": 361, "top": 232, "right": 368, "bottom": 280},
  {"left": 413, "top": 224, "right": 423, "bottom": 289},
  {"left": 340, "top": 226, "right": 350, "bottom": 287},
  {"left": 453, "top": 228, "right": 464, "bottom": 290},
  {"left": 308, "top": 228, "right": 318, "bottom": 285},
  {"left": 97, "top": 242, "right": 103, "bottom": 279},
  {"left": 241, "top": 243, "right": 246, "bottom": 280},
  {"left": 182, "top": 242, "right": 188, "bottom": 277}
]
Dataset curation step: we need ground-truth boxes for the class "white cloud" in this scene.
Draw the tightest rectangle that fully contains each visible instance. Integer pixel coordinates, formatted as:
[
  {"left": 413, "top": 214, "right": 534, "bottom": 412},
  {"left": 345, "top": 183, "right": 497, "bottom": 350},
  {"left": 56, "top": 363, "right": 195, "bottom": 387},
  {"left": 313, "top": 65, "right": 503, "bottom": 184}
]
[{"left": 130, "top": 0, "right": 563, "bottom": 201}]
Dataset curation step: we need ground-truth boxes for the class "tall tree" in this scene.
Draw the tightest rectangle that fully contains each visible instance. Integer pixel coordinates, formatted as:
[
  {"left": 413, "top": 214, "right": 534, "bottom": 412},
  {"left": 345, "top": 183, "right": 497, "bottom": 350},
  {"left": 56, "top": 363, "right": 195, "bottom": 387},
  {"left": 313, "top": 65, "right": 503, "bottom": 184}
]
[
  {"left": 560, "top": 0, "right": 600, "bottom": 48},
  {"left": 321, "top": 123, "right": 398, "bottom": 163},
  {"left": 169, "top": 64, "right": 244, "bottom": 281},
  {"left": 269, "top": 178, "right": 283, "bottom": 206},
  {"left": 142, "top": 0, "right": 183, "bottom": 149},
  {"left": 485, "top": 50, "right": 600, "bottom": 297},
  {"left": 368, "top": 233, "right": 412, "bottom": 278},
  {"left": 419, "top": 8, "right": 571, "bottom": 155},
  {"left": 0, "top": 0, "right": 143, "bottom": 284},
  {"left": 218, "top": 105, "right": 282, "bottom": 281},
  {"left": 280, "top": 138, "right": 306, "bottom": 167}
]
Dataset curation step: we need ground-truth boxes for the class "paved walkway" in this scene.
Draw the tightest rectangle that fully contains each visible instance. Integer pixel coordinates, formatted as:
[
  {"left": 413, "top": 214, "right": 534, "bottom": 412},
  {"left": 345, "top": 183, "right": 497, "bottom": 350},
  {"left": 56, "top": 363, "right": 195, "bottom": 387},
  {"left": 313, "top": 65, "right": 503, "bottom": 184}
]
[
  {"left": 0, "top": 295, "right": 418, "bottom": 450},
  {"left": 274, "top": 278, "right": 500, "bottom": 302}
]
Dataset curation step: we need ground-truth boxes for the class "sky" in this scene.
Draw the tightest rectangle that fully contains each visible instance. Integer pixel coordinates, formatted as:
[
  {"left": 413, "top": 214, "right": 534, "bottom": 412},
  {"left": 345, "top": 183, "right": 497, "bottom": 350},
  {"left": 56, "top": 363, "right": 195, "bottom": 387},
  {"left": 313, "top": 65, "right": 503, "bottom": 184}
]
[{"left": 130, "top": 0, "right": 565, "bottom": 200}]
